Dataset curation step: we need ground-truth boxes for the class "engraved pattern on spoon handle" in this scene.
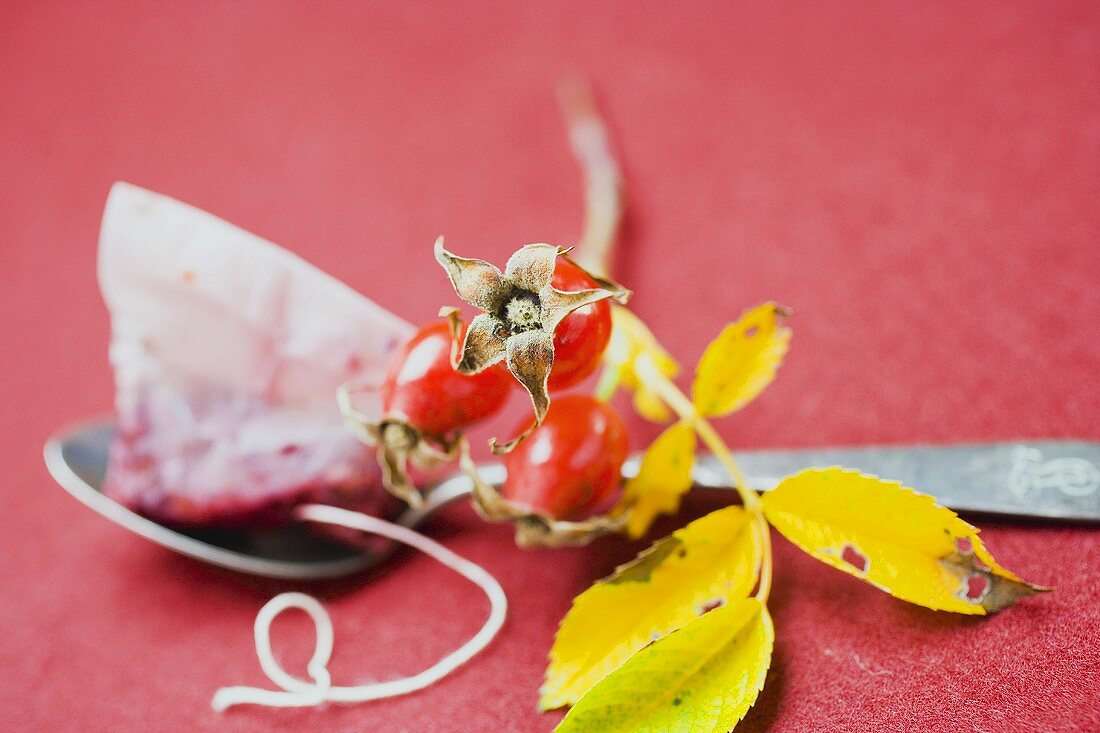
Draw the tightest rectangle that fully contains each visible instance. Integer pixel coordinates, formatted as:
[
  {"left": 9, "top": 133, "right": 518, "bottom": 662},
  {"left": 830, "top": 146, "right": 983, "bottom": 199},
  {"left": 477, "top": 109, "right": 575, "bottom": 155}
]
[{"left": 690, "top": 441, "right": 1100, "bottom": 521}]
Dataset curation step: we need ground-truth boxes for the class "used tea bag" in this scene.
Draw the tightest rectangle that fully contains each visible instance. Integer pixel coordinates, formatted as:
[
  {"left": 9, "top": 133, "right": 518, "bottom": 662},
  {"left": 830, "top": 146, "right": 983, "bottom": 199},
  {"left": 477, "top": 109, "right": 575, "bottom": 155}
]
[{"left": 99, "top": 183, "right": 412, "bottom": 525}]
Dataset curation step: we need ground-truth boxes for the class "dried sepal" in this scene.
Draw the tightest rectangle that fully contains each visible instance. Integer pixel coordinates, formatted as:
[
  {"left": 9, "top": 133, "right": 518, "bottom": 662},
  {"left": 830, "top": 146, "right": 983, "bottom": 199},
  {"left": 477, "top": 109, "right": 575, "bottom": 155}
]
[
  {"left": 460, "top": 444, "right": 628, "bottom": 548},
  {"left": 491, "top": 331, "right": 554, "bottom": 454},
  {"left": 513, "top": 513, "right": 630, "bottom": 548},
  {"left": 439, "top": 306, "right": 465, "bottom": 368},
  {"left": 337, "top": 382, "right": 383, "bottom": 446},
  {"left": 504, "top": 242, "right": 559, "bottom": 292},
  {"left": 557, "top": 252, "right": 630, "bottom": 305},
  {"left": 439, "top": 306, "right": 506, "bottom": 374},
  {"left": 373, "top": 422, "right": 422, "bottom": 507},
  {"left": 374, "top": 421, "right": 460, "bottom": 509},
  {"left": 337, "top": 381, "right": 459, "bottom": 509},
  {"left": 407, "top": 430, "right": 461, "bottom": 468},
  {"left": 433, "top": 236, "right": 506, "bottom": 313},
  {"left": 434, "top": 240, "right": 630, "bottom": 453},
  {"left": 539, "top": 285, "right": 616, "bottom": 332}
]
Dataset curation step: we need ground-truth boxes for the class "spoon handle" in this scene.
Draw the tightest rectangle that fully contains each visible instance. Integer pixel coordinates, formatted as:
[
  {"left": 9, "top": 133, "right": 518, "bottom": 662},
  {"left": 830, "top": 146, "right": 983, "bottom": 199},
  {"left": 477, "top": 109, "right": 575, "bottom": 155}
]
[
  {"left": 697, "top": 440, "right": 1100, "bottom": 522},
  {"left": 418, "top": 441, "right": 1100, "bottom": 524}
]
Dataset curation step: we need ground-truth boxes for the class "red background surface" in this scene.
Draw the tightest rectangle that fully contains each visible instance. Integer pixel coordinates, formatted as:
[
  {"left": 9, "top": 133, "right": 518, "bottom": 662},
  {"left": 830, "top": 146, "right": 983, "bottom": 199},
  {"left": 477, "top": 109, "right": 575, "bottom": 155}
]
[{"left": 2, "top": 2, "right": 1098, "bottom": 731}]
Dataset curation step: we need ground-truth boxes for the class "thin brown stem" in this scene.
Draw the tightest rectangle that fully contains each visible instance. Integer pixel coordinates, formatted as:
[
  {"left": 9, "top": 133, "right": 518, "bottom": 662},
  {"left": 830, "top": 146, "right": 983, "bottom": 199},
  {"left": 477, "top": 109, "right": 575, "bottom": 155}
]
[{"left": 558, "top": 78, "right": 623, "bottom": 279}]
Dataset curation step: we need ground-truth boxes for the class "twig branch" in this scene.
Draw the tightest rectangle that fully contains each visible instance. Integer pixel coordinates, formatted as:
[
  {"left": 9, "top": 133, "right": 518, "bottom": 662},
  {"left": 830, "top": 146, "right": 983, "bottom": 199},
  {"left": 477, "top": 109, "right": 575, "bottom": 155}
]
[{"left": 558, "top": 78, "right": 623, "bottom": 279}]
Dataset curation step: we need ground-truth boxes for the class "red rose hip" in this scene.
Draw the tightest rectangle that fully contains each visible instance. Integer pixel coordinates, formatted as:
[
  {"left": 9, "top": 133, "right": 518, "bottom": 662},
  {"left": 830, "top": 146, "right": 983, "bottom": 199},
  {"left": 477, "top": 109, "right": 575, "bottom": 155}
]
[
  {"left": 381, "top": 319, "right": 511, "bottom": 437},
  {"left": 502, "top": 394, "right": 629, "bottom": 519},
  {"left": 547, "top": 258, "right": 614, "bottom": 390}
]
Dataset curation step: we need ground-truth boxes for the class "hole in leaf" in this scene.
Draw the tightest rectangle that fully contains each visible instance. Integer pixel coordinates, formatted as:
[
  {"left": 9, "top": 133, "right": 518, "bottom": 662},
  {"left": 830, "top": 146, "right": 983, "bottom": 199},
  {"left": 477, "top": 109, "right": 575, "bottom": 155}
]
[
  {"left": 954, "top": 537, "right": 973, "bottom": 555},
  {"left": 963, "top": 574, "right": 990, "bottom": 603},
  {"left": 744, "top": 325, "right": 759, "bottom": 338},
  {"left": 840, "top": 544, "right": 869, "bottom": 573}
]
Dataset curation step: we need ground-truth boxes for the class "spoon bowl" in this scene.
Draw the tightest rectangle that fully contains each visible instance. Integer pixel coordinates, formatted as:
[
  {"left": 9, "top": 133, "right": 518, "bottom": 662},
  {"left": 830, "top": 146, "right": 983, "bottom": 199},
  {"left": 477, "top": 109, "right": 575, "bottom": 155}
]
[{"left": 43, "top": 417, "right": 483, "bottom": 580}]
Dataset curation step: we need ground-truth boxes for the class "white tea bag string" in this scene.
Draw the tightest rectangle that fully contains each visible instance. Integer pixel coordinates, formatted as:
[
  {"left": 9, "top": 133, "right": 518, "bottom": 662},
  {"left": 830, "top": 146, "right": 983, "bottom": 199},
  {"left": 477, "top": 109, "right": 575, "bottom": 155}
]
[{"left": 212, "top": 504, "right": 507, "bottom": 711}]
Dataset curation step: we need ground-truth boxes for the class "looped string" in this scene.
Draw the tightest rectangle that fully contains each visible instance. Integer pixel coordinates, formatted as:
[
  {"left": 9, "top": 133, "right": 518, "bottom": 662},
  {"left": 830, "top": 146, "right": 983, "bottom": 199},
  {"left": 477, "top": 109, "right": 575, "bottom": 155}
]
[{"left": 212, "top": 504, "right": 508, "bottom": 711}]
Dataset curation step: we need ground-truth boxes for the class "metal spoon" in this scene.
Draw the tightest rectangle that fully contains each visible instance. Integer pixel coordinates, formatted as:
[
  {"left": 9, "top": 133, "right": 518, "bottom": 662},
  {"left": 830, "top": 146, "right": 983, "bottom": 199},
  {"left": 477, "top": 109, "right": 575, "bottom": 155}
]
[{"left": 44, "top": 417, "right": 1100, "bottom": 580}]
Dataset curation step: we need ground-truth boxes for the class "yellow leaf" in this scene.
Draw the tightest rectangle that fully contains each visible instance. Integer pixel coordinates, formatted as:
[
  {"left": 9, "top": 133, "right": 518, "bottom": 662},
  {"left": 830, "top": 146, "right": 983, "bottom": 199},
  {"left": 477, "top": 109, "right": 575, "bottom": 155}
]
[
  {"left": 621, "top": 421, "right": 697, "bottom": 539},
  {"left": 540, "top": 506, "right": 759, "bottom": 710},
  {"left": 603, "top": 306, "right": 680, "bottom": 423},
  {"left": 692, "top": 302, "right": 791, "bottom": 418},
  {"left": 761, "top": 468, "right": 1048, "bottom": 614},
  {"left": 554, "top": 598, "right": 774, "bottom": 733}
]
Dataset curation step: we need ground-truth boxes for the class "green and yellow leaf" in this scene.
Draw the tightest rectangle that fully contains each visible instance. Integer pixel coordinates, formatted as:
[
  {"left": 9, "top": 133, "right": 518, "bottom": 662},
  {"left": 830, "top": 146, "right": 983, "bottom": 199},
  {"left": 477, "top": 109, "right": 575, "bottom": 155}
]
[
  {"left": 692, "top": 302, "right": 791, "bottom": 418},
  {"left": 620, "top": 421, "right": 697, "bottom": 538},
  {"left": 554, "top": 598, "right": 774, "bottom": 733},
  {"left": 601, "top": 306, "right": 680, "bottom": 422},
  {"left": 540, "top": 506, "right": 759, "bottom": 710},
  {"left": 761, "top": 468, "right": 1048, "bottom": 614}
]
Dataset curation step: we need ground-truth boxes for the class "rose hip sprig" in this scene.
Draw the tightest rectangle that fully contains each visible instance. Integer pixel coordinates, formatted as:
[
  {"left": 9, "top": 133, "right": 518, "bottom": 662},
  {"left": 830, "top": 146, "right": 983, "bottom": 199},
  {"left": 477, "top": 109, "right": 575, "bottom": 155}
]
[
  {"left": 329, "top": 82, "right": 1048, "bottom": 733},
  {"left": 329, "top": 83, "right": 1047, "bottom": 733}
]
